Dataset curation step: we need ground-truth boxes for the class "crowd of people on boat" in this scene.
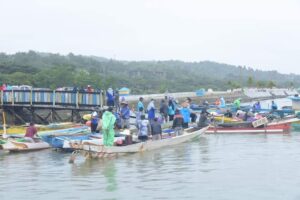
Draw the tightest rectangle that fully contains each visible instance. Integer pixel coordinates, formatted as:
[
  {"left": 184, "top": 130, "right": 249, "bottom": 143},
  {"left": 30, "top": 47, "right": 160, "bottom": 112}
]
[
  {"left": 83, "top": 94, "right": 219, "bottom": 146},
  {"left": 18, "top": 88, "right": 282, "bottom": 148},
  {"left": 81, "top": 92, "right": 284, "bottom": 147}
]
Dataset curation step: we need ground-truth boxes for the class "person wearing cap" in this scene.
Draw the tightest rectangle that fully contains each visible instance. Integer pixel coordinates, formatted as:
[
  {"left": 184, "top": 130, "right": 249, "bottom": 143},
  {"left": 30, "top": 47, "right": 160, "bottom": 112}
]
[
  {"left": 120, "top": 101, "right": 130, "bottom": 129},
  {"left": 86, "top": 85, "right": 93, "bottom": 93},
  {"left": 90, "top": 111, "right": 99, "bottom": 133},
  {"left": 102, "top": 107, "right": 116, "bottom": 146}
]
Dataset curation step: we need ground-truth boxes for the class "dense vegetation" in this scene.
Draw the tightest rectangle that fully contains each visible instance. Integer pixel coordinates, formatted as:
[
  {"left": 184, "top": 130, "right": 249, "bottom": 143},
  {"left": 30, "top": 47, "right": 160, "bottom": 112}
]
[{"left": 0, "top": 51, "right": 299, "bottom": 94}]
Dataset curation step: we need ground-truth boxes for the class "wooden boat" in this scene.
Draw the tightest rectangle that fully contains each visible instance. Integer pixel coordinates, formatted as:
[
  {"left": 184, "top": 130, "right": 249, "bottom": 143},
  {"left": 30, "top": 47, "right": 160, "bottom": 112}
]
[
  {"left": 46, "top": 121, "right": 172, "bottom": 150},
  {"left": 205, "top": 123, "right": 291, "bottom": 134},
  {"left": 76, "top": 126, "right": 208, "bottom": 159},
  {"left": 42, "top": 134, "right": 91, "bottom": 149},
  {"left": 267, "top": 117, "right": 300, "bottom": 126},
  {"left": 0, "top": 138, "right": 50, "bottom": 152},
  {"left": 292, "top": 121, "right": 300, "bottom": 130}
]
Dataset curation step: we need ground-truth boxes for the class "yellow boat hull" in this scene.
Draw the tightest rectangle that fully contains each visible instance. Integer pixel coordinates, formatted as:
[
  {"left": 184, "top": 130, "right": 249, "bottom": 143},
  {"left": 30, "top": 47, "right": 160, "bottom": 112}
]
[
  {"left": 213, "top": 116, "right": 241, "bottom": 123},
  {"left": 0, "top": 122, "right": 77, "bottom": 135}
]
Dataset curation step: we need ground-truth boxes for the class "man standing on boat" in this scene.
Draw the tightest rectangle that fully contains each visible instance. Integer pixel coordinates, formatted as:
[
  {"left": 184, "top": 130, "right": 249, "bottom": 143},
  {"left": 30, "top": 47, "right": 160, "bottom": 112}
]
[
  {"left": 147, "top": 99, "right": 156, "bottom": 123},
  {"left": 24, "top": 122, "right": 38, "bottom": 143},
  {"left": 120, "top": 101, "right": 130, "bottom": 129},
  {"left": 137, "top": 97, "right": 144, "bottom": 113},
  {"left": 271, "top": 100, "right": 278, "bottom": 111},
  {"left": 186, "top": 97, "right": 197, "bottom": 123},
  {"left": 159, "top": 99, "right": 168, "bottom": 123},
  {"left": 151, "top": 117, "right": 162, "bottom": 140},
  {"left": 198, "top": 110, "right": 210, "bottom": 128},
  {"left": 102, "top": 107, "right": 116, "bottom": 146},
  {"left": 137, "top": 115, "right": 150, "bottom": 141},
  {"left": 233, "top": 98, "right": 241, "bottom": 110},
  {"left": 180, "top": 102, "right": 191, "bottom": 128},
  {"left": 172, "top": 109, "right": 184, "bottom": 136},
  {"left": 106, "top": 88, "right": 115, "bottom": 107},
  {"left": 90, "top": 111, "right": 99, "bottom": 133}
]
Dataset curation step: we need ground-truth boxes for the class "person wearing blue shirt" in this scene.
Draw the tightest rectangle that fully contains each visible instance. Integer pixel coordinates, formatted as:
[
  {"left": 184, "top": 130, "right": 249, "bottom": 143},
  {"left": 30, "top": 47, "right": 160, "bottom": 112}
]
[
  {"left": 253, "top": 101, "right": 261, "bottom": 112},
  {"left": 137, "top": 97, "right": 144, "bottom": 112},
  {"left": 168, "top": 99, "right": 175, "bottom": 121},
  {"left": 90, "top": 111, "right": 99, "bottom": 133},
  {"left": 271, "top": 101, "right": 278, "bottom": 111},
  {"left": 120, "top": 101, "right": 130, "bottom": 129},
  {"left": 219, "top": 97, "right": 226, "bottom": 108},
  {"left": 106, "top": 88, "right": 115, "bottom": 106},
  {"left": 180, "top": 102, "right": 191, "bottom": 128},
  {"left": 147, "top": 99, "right": 156, "bottom": 123}
]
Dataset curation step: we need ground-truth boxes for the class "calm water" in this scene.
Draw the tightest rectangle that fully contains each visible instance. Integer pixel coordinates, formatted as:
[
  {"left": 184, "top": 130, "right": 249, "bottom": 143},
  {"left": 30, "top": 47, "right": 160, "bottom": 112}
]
[{"left": 1, "top": 98, "right": 300, "bottom": 200}]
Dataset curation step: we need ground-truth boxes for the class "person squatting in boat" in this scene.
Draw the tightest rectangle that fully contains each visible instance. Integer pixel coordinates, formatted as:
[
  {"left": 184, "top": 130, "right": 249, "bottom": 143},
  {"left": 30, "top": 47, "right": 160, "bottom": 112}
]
[{"left": 24, "top": 122, "right": 38, "bottom": 143}]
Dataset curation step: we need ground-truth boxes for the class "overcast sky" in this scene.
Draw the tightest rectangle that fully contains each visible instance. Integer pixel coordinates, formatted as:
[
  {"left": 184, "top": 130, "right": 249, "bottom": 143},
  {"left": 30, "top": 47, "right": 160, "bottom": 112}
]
[{"left": 0, "top": 0, "right": 299, "bottom": 74}]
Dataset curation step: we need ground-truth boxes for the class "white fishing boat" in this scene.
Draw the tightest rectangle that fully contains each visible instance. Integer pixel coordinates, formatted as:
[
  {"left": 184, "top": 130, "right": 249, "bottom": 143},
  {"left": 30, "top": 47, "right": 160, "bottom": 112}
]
[
  {"left": 267, "top": 117, "right": 300, "bottom": 126},
  {"left": 64, "top": 122, "right": 173, "bottom": 151},
  {"left": 0, "top": 138, "right": 50, "bottom": 152},
  {"left": 76, "top": 126, "right": 208, "bottom": 159}
]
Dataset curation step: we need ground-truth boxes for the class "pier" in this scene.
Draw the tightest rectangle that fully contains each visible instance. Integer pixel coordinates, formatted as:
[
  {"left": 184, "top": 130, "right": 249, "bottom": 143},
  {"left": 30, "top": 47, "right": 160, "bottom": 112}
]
[
  {"left": 0, "top": 90, "right": 104, "bottom": 125},
  {"left": 0, "top": 88, "right": 298, "bottom": 125}
]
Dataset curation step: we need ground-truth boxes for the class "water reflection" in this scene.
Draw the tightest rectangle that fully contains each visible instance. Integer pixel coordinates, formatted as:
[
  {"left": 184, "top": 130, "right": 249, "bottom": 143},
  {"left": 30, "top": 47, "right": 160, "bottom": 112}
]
[{"left": 102, "top": 160, "right": 117, "bottom": 192}]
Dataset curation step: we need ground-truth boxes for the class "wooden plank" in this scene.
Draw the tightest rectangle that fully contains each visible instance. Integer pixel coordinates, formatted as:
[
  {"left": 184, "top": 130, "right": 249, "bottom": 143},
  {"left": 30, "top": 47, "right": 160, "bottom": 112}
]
[{"left": 252, "top": 117, "right": 268, "bottom": 128}]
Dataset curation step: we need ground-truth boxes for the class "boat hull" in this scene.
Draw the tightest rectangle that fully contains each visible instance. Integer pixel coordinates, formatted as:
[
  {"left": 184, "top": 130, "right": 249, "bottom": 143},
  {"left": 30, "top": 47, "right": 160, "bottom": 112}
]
[
  {"left": 80, "top": 127, "right": 208, "bottom": 158},
  {"left": 0, "top": 139, "right": 50, "bottom": 152},
  {"left": 206, "top": 124, "right": 290, "bottom": 134}
]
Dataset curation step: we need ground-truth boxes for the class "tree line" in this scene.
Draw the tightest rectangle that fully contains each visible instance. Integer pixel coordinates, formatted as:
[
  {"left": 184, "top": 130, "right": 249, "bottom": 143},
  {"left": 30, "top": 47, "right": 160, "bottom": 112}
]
[{"left": 0, "top": 51, "right": 298, "bottom": 94}]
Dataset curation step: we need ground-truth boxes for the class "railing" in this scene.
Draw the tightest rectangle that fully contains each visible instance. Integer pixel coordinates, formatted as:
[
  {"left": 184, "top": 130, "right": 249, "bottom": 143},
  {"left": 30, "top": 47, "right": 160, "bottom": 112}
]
[{"left": 0, "top": 90, "right": 103, "bottom": 108}]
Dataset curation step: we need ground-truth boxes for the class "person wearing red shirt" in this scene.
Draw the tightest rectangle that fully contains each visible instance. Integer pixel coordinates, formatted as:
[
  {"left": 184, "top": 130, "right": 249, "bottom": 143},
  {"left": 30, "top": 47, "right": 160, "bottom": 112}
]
[{"left": 24, "top": 122, "right": 38, "bottom": 143}]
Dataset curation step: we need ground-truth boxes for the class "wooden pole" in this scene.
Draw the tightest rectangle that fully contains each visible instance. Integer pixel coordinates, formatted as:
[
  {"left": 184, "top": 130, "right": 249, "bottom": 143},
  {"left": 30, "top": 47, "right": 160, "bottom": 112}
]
[{"left": 2, "top": 111, "right": 7, "bottom": 138}]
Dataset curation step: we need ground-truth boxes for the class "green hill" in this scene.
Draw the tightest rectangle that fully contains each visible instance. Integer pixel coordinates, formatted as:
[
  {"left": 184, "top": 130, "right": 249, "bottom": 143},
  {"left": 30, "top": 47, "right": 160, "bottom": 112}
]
[{"left": 0, "top": 51, "right": 298, "bottom": 94}]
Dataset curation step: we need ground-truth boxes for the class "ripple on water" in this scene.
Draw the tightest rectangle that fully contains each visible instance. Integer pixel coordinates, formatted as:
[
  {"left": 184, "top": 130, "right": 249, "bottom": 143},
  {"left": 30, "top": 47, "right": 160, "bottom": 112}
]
[{"left": 2, "top": 124, "right": 300, "bottom": 199}]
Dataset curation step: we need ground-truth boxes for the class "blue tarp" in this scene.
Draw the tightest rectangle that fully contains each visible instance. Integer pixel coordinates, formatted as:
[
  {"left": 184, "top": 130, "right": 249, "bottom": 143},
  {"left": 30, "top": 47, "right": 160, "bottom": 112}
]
[{"left": 195, "top": 89, "right": 205, "bottom": 97}]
